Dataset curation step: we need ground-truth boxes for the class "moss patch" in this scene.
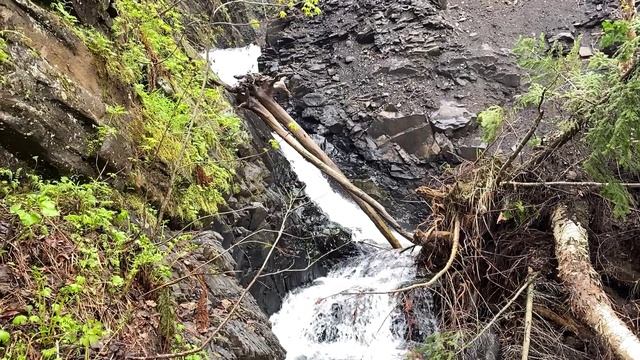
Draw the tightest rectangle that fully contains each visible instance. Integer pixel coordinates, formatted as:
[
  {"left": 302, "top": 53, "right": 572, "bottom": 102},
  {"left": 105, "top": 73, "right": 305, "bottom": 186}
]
[
  {"left": 51, "top": 0, "right": 246, "bottom": 222},
  {"left": 0, "top": 169, "right": 205, "bottom": 358}
]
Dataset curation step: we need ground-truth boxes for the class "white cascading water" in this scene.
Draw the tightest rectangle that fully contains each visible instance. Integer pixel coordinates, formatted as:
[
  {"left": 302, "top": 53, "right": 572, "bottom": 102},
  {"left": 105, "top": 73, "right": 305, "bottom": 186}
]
[
  {"left": 207, "top": 46, "right": 431, "bottom": 360},
  {"left": 269, "top": 138, "right": 422, "bottom": 360}
]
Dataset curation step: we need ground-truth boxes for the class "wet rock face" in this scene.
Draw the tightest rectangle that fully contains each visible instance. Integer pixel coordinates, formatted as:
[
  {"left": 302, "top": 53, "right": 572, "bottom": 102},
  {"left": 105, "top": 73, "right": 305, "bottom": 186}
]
[
  {"left": 260, "top": 0, "right": 526, "bottom": 225},
  {"left": 215, "top": 109, "right": 356, "bottom": 316},
  {"left": 173, "top": 232, "right": 286, "bottom": 360},
  {"left": 0, "top": 0, "right": 112, "bottom": 177}
]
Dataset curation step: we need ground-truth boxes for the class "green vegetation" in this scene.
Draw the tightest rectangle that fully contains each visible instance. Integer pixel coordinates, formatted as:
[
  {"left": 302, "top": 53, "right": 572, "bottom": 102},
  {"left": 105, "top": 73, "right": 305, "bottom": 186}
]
[
  {"left": 52, "top": 0, "right": 246, "bottom": 222},
  {"left": 278, "top": 0, "right": 322, "bottom": 17},
  {"left": 0, "top": 37, "right": 9, "bottom": 65},
  {"left": 481, "top": 19, "right": 640, "bottom": 217},
  {"left": 477, "top": 106, "right": 505, "bottom": 143},
  {"left": 0, "top": 169, "right": 182, "bottom": 359},
  {"left": 408, "top": 331, "right": 461, "bottom": 360}
]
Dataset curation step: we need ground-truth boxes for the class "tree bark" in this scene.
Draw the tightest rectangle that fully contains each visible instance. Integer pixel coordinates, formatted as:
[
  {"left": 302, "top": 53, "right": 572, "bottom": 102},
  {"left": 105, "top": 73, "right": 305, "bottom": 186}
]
[
  {"left": 552, "top": 204, "right": 640, "bottom": 360},
  {"left": 251, "top": 85, "right": 408, "bottom": 248},
  {"left": 242, "top": 97, "right": 411, "bottom": 248}
]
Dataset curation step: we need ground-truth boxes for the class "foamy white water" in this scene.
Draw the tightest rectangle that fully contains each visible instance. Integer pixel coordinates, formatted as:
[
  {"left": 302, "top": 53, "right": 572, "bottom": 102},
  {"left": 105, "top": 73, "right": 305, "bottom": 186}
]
[
  {"left": 205, "top": 44, "right": 261, "bottom": 86},
  {"left": 275, "top": 137, "right": 413, "bottom": 248},
  {"left": 206, "top": 45, "right": 430, "bottom": 360},
  {"left": 270, "top": 250, "right": 417, "bottom": 360}
]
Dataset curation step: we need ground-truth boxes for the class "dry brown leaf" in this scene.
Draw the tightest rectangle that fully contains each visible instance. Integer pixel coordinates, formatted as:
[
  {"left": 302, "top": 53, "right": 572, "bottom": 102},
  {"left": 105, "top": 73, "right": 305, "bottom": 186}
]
[{"left": 195, "top": 275, "right": 209, "bottom": 333}]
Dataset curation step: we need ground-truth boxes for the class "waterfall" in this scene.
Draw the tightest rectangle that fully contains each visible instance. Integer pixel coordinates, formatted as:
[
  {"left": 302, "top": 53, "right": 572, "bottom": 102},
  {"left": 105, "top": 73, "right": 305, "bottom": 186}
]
[
  {"left": 270, "top": 138, "right": 432, "bottom": 360},
  {"left": 206, "top": 46, "right": 434, "bottom": 360}
]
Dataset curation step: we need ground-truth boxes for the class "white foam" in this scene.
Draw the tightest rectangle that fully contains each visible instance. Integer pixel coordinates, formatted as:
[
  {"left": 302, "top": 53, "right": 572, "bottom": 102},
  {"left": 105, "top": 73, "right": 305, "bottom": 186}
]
[
  {"left": 205, "top": 44, "right": 261, "bottom": 86},
  {"left": 275, "top": 136, "right": 413, "bottom": 248}
]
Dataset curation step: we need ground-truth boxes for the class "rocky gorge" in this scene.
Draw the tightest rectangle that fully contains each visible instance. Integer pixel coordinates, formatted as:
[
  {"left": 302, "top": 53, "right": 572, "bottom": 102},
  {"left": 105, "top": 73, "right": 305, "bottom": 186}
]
[
  {"left": 261, "top": 0, "right": 612, "bottom": 226},
  {"left": 0, "top": 0, "right": 354, "bottom": 358},
  {"left": 0, "top": 0, "right": 635, "bottom": 359}
]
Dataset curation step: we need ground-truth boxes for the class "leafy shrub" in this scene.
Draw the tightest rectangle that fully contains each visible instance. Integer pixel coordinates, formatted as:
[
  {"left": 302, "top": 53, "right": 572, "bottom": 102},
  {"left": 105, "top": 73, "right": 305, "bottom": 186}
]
[
  {"left": 0, "top": 170, "right": 176, "bottom": 358},
  {"left": 51, "top": 0, "right": 247, "bottom": 222},
  {"left": 478, "top": 106, "right": 505, "bottom": 143},
  {"left": 508, "top": 20, "right": 640, "bottom": 218},
  {"left": 408, "top": 331, "right": 461, "bottom": 360}
]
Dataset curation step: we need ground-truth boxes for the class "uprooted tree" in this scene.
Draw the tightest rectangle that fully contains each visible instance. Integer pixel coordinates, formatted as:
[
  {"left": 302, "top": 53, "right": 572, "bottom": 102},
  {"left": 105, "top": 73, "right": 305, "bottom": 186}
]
[{"left": 220, "top": 4, "right": 640, "bottom": 358}]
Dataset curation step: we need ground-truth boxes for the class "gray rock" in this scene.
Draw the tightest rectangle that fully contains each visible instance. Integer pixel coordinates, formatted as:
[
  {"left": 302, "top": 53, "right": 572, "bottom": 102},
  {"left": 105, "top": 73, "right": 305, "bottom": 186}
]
[
  {"left": 430, "top": 100, "right": 476, "bottom": 131},
  {"left": 493, "top": 71, "right": 521, "bottom": 88},
  {"left": 368, "top": 111, "right": 436, "bottom": 159},
  {"left": 548, "top": 31, "right": 575, "bottom": 44},
  {"left": 579, "top": 46, "right": 593, "bottom": 58},
  {"left": 356, "top": 27, "right": 376, "bottom": 43},
  {"left": 435, "top": 133, "right": 454, "bottom": 158},
  {"left": 378, "top": 61, "right": 419, "bottom": 76},
  {"left": 456, "top": 137, "right": 487, "bottom": 162},
  {"left": 344, "top": 56, "right": 355, "bottom": 63},
  {"left": 301, "top": 92, "right": 326, "bottom": 107},
  {"left": 302, "top": 105, "right": 347, "bottom": 133},
  {"left": 249, "top": 202, "right": 269, "bottom": 230},
  {"left": 369, "top": 111, "right": 428, "bottom": 138},
  {"left": 548, "top": 32, "right": 575, "bottom": 54}
]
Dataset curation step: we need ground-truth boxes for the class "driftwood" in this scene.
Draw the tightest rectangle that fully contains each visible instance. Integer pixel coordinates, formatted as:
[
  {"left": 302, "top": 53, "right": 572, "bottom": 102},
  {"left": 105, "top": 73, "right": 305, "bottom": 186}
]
[
  {"left": 239, "top": 95, "right": 411, "bottom": 248},
  {"left": 222, "top": 76, "right": 416, "bottom": 248}
]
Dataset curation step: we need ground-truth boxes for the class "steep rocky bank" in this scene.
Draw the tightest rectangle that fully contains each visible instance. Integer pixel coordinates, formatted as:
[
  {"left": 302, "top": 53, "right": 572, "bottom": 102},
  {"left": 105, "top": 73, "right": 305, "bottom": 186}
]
[
  {"left": 0, "top": 0, "right": 355, "bottom": 358},
  {"left": 261, "top": 0, "right": 608, "bottom": 226}
]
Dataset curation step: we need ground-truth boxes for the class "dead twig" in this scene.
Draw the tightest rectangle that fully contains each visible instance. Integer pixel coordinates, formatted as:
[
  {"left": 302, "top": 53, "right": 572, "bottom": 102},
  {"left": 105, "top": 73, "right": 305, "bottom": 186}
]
[
  {"left": 329, "top": 216, "right": 460, "bottom": 297},
  {"left": 522, "top": 273, "right": 535, "bottom": 360},
  {"left": 458, "top": 273, "right": 538, "bottom": 355},
  {"left": 128, "top": 195, "right": 297, "bottom": 359},
  {"left": 496, "top": 87, "right": 547, "bottom": 184},
  {"left": 503, "top": 181, "right": 640, "bottom": 188}
]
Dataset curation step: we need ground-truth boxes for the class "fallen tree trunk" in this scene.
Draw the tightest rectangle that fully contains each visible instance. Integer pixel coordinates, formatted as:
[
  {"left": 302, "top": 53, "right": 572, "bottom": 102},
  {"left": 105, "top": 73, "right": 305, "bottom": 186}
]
[
  {"left": 552, "top": 204, "right": 640, "bottom": 360},
  {"left": 251, "top": 83, "right": 409, "bottom": 248},
  {"left": 241, "top": 97, "right": 410, "bottom": 248}
]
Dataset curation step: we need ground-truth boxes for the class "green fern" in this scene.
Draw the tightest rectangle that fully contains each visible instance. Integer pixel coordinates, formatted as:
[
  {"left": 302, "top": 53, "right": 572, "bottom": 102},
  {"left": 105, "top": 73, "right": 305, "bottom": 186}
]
[{"left": 478, "top": 106, "right": 505, "bottom": 143}]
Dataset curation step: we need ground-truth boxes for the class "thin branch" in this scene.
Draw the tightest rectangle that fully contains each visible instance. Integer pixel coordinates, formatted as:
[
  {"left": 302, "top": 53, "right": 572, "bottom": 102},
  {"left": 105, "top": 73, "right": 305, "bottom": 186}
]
[
  {"left": 326, "top": 216, "right": 459, "bottom": 298},
  {"left": 496, "top": 86, "right": 547, "bottom": 183},
  {"left": 259, "top": 239, "right": 354, "bottom": 278},
  {"left": 522, "top": 274, "right": 535, "bottom": 360},
  {"left": 503, "top": 181, "right": 640, "bottom": 188},
  {"left": 128, "top": 195, "right": 297, "bottom": 359},
  {"left": 142, "top": 227, "right": 274, "bottom": 297},
  {"left": 458, "top": 274, "right": 538, "bottom": 355}
]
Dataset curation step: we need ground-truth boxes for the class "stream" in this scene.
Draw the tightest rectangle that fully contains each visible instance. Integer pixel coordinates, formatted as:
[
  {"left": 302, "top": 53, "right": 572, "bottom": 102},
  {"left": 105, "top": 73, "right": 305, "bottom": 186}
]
[{"left": 207, "top": 46, "right": 435, "bottom": 360}]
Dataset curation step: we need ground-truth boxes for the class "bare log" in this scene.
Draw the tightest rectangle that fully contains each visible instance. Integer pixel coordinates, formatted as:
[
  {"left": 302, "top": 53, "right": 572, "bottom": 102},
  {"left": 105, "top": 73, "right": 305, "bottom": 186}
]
[
  {"left": 251, "top": 85, "right": 410, "bottom": 248},
  {"left": 242, "top": 97, "right": 410, "bottom": 248},
  {"left": 552, "top": 204, "right": 640, "bottom": 360}
]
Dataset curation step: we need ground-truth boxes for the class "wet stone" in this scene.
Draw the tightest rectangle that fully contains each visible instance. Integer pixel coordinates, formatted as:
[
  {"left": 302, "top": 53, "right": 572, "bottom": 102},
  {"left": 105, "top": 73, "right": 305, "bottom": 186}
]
[
  {"left": 430, "top": 100, "right": 475, "bottom": 131},
  {"left": 302, "top": 92, "right": 327, "bottom": 107}
]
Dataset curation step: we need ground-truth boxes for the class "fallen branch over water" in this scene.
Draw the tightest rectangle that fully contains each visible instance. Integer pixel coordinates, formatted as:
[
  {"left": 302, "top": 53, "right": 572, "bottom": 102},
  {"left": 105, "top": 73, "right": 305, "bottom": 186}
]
[
  {"left": 240, "top": 97, "right": 412, "bottom": 243},
  {"left": 329, "top": 216, "right": 460, "bottom": 297}
]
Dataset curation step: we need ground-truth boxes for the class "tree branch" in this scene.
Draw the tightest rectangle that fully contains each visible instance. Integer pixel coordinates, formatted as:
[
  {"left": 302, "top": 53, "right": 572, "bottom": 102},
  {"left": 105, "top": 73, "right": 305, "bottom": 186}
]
[
  {"left": 503, "top": 181, "right": 640, "bottom": 188},
  {"left": 128, "top": 195, "right": 298, "bottom": 359},
  {"left": 326, "top": 216, "right": 459, "bottom": 298},
  {"left": 496, "top": 87, "right": 547, "bottom": 184}
]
